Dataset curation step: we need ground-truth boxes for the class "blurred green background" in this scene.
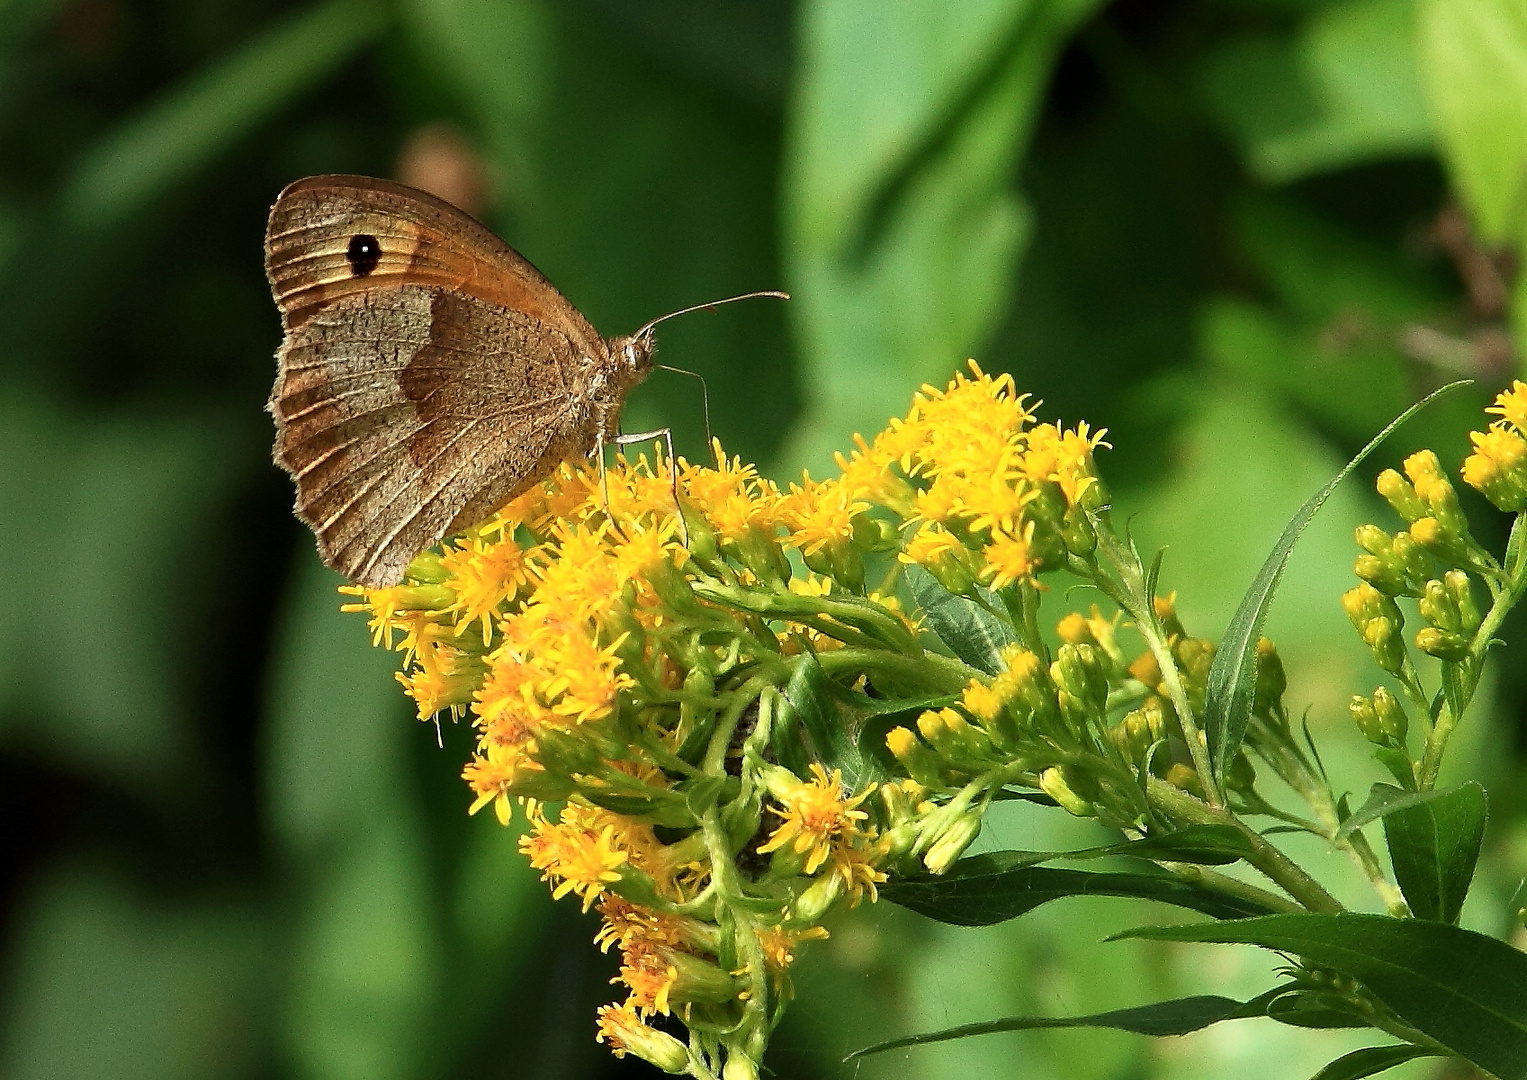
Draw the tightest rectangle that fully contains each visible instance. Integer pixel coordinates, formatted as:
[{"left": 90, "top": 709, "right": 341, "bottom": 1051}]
[{"left": 2, "top": 0, "right": 1526, "bottom": 1077}]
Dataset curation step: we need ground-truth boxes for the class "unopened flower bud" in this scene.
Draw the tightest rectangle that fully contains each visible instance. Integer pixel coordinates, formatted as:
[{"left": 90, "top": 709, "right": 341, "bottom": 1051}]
[
  {"left": 1053, "top": 643, "right": 1109, "bottom": 713},
  {"left": 1342, "top": 584, "right": 1407, "bottom": 674},
  {"left": 1038, "top": 766, "right": 1095, "bottom": 817},
  {"left": 916, "top": 707, "right": 995, "bottom": 766},
  {"left": 1253, "top": 638, "right": 1286, "bottom": 716},
  {"left": 404, "top": 550, "right": 450, "bottom": 584},
  {"left": 886, "top": 726, "right": 943, "bottom": 788},
  {"left": 1445, "top": 570, "right": 1481, "bottom": 632},
  {"left": 723, "top": 1055, "right": 761, "bottom": 1080},
  {"left": 1419, "top": 578, "right": 1462, "bottom": 632},
  {"left": 1405, "top": 451, "right": 1468, "bottom": 533},
  {"left": 922, "top": 811, "right": 983, "bottom": 874},
  {"left": 1415, "top": 626, "right": 1471, "bottom": 662},
  {"left": 1355, "top": 553, "right": 1408, "bottom": 596},
  {"left": 1062, "top": 505, "right": 1097, "bottom": 557},
  {"left": 1389, "top": 531, "right": 1432, "bottom": 582},
  {"left": 1112, "top": 708, "right": 1158, "bottom": 762},
  {"left": 791, "top": 866, "right": 845, "bottom": 923},
  {"left": 1372, "top": 687, "right": 1408, "bottom": 745},
  {"left": 1349, "top": 695, "right": 1383, "bottom": 744},
  {"left": 1163, "top": 763, "right": 1204, "bottom": 799},
  {"left": 1353, "top": 525, "right": 1410, "bottom": 595},
  {"left": 1376, "top": 468, "right": 1426, "bottom": 522}
]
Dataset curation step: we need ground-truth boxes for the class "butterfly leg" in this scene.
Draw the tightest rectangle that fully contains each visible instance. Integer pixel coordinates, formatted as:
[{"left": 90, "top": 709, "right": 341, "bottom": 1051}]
[{"left": 610, "top": 427, "right": 689, "bottom": 545}]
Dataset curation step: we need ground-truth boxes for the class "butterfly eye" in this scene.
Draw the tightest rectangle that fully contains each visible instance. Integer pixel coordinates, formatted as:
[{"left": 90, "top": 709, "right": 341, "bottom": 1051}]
[{"left": 346, "top": 234, "right": 382, "bottom": 277}]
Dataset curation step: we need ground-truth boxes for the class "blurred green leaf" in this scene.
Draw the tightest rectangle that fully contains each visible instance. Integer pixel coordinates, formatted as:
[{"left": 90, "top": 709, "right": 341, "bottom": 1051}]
[
  {"left": 1118, "top": 914, "right": 1527, "bottom": 1079},
  {"left": 264, "top": 560, "right": 443, "bottom": 1080},
  {"left": 397, "top": 0, "right": 552, "bottom": 208},
  {"left": 845, "top": 991, "right": 1278, "bottom": 1059},
  {"left": 0, "top": 394, "right": 245, "bottom": 792},
  {"left": 1201, "top": 0, "right": 1431, "bottom": 183},
  {"left": 1309, "top": 1045, "right": 1439, "bottom": 1080},
  {"left": 782, "top": 0, "right": 1100, "bottom": 473},
  {"left": 62, "top": 0, "right": 387, "bottom": 230},
  {"left": 0, "top": 862, "right": 265, "bottom": 1080},
  {"left": 0, "top": 0, "right": 68, "bottom": 51},
  {"left": 1382, "top": 780, "right": 1486, "bottom": 923},
  {"left": 1418, "top": 0, "right": 1527, "bottom": 244},
  {"left": 883, "top": 852, "right": 1279, "bottom": 926}
]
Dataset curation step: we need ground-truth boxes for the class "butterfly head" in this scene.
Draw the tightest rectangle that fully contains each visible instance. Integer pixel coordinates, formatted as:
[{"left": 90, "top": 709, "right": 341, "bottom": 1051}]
[{"left": 607, "top": 329, "right": 656, "bottom": 386}]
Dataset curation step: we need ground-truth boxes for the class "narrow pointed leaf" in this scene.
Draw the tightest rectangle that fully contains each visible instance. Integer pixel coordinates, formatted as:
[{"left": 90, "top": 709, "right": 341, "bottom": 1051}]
[
  {"left": 1382, "top": 781, "right": 1486, "bottom": 923},
  {"left": 845, "top": 993, "right": 1269, "bottom": 1059},
  {"left": 1115, "top": 913, "right": 1527, "bottom": 1079},
  {"left": 1203, "top": 382, "right": 1468, "bottom": 788},
  {"left": 1309, "top": 1045, "right": 1439, "bottom": 1080},
  {"left": 883, "top": 856, "right": 1277, "bottom": 926},
  {"left": 905, "top": 565, "right": 1013, "bottom": 675}
]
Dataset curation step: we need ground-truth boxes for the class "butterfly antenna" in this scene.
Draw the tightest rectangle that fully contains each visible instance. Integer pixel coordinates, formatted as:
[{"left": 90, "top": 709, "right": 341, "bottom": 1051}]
[
  {"left": 654, "top": 364, "right": 713, "bottom": 454},
  {"left": 633, "top": 290, "right": 789, "bottom": 339}
]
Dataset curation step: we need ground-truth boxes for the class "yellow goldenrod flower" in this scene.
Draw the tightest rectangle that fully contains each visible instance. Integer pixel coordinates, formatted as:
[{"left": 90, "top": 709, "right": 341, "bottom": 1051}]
[
  {"left": 595, "top": 1003, "right": 689, "bottom": 1072},
  {"left": 520, "top": 803, "right": 631, "bottom": 912},
  {"left": 440, "top": 531, "right": 532, "bottom": 644},
  {"left": 776, "top": 473, "right": 868, "bottom": 558},
  {"left": 757, "top": 764, "right": 875, "bottom": 875},
  {"left": 755, "top": 924, "right": 830, "bottom": 972},
  {"left": 1485, "top": 379, "right": 1527, "bottom": 432},
  {"left": 1462, "top": 423, "right": 1527, "bottom": 512},
  {"left": 981, "top": 518, "right": 1039, "bottom": 590}
]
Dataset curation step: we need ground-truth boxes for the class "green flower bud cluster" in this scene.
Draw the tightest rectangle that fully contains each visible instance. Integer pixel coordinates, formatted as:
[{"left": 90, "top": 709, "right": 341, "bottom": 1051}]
[{"left": 1342, "top": 583, "right": 1408, "bottom": 676}]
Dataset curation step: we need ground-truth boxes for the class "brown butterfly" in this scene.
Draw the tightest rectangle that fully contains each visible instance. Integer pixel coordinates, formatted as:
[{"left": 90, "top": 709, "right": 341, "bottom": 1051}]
[{"left": 264, "top": 174, "right": 783, "bottom": 588}]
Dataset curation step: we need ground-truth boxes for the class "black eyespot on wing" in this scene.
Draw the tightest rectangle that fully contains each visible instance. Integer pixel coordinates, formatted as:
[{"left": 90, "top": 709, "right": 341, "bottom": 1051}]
[{"left": 347, "top": 234, "right": 381, "bottom": 277}]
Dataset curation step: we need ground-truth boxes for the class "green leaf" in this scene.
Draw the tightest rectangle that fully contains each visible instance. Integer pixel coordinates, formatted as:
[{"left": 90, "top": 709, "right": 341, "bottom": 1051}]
[
  {"left": 1116, "top": 913, "right": 1527, "bottom": 1079},
  {"left": 1106, "top": 824, "right": 1260, "bottom": 865},
  {"left": 62, "top": 0, "right": 387, "bottom": 229},
  {"left": 905, "top": 565, "right": 1013, "bottom": 675},
  {"left": 1200, "top": 0, "right": 1431, "bottom": 184},
  {"left": 883, "top": 854, "right": 1278, "bottom": 926},
  {"left": 780, "top": 655, "right": 870, "bottom": 784},
  {"left": 265, "top": 561, "right": 443, "bottom": 1080},
  {"left": 1383, "top": 781, "right": 1487, "bottom": 923},
  {"left": 845, "top": 992, "right": 1272, "bottom": 1060},
  {"left": 1201, "top": 381, "right": 1467, "bottom": 790},
  {"left": 1309, "top": 1045, "right": 1440, "bottom": 1080},
  {"left": 1418, "top": 0, "right": 1527, "bottom": 244},
  {"left": 1335, "top": 782, "right": 1478, "bottom": 842},
  {"left": 780, "top": 0, "right": 1102, "bottom": 474},
  {"left": 1266, "top": 991, "right": 1371, "bottom": 1029}
]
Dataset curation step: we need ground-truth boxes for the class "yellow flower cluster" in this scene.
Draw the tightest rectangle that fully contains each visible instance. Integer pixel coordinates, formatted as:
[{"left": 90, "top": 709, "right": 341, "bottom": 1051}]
[
  {"left": 338, "top": 362, "right": 1112, "bottom": 1076},
  {"left": 1463, "top": 380, "right": 1527, "bottom": 512}
]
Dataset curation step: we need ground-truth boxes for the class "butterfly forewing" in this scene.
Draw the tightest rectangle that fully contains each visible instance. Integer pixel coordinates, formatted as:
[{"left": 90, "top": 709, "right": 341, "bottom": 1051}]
[{"left": 265, "top": 177, "right": 613, "bottom": 587}]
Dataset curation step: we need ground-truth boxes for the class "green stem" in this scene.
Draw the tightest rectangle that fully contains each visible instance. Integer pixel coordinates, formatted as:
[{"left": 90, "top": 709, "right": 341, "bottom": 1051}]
[
  {"left": 1156, "top": 862, "right": 1306, "bottom": 916},
  {"left": 1146, "top": 777, "right": 1344, "bottom": 914},
  {"left": 1416, "top": 515, "right": 1527, "bottom": 789},
  {"left": 1089, "top": 521, "right": 1222, "bottom": 804},
  {"left": 814, "top": 646, "right": 978, "bottom": 694}
]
